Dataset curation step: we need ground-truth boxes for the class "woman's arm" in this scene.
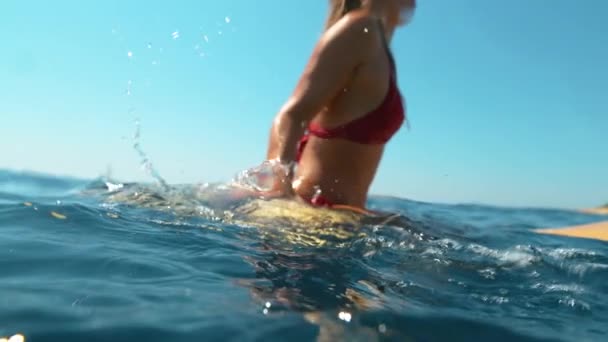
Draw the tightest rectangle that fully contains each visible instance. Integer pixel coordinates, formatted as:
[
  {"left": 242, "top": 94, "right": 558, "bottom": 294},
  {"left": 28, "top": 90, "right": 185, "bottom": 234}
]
[{"left": 266, "top": 15, "right": 376, "bottom": 165}]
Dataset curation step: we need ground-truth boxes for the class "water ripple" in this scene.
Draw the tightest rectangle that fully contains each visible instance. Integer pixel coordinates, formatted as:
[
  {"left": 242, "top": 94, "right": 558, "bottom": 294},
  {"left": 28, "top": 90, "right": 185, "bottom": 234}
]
[{"left": 1, "top": 169, "right": 606, "bottom": 341}]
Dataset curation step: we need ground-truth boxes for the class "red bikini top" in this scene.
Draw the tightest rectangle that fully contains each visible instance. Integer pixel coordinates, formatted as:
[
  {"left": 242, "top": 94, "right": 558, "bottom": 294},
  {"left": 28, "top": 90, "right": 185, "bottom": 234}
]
[{"left": 307, "top": 53, "right": 405, "bottom": 144}]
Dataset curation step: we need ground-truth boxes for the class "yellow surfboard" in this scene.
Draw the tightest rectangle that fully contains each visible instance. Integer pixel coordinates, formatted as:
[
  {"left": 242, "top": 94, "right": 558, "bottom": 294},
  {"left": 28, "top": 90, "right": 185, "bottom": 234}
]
[
  {"left": 535, "top": 221, "right": 608, "bottom": 242},
  {"left": 579, "top": 207, "right": 608, "bottom": 215}
]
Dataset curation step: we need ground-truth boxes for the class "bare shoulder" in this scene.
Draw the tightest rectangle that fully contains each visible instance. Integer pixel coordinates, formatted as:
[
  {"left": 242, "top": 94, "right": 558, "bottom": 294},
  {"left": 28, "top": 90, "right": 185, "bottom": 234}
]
[{"left": 322, "top": 11, "right": 382, "bottom": 51}]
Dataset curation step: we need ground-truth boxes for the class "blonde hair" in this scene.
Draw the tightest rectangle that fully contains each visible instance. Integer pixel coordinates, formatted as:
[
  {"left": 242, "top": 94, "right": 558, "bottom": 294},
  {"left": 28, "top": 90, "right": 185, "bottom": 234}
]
[{"left": 325, "top": 0, "right": 362, "bottom": 30}]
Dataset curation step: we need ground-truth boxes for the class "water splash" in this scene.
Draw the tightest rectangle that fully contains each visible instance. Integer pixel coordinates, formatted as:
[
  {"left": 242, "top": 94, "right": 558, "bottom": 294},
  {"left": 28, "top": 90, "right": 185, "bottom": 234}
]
[
  {"left": 132, "top": 119, "right": 169, "bottom": 191},
  {"left": 232, "top": 161, "right": 276, "bottom": 192},
  {"left": 126, "top": 80, "right": 132, "bottom": 96}
]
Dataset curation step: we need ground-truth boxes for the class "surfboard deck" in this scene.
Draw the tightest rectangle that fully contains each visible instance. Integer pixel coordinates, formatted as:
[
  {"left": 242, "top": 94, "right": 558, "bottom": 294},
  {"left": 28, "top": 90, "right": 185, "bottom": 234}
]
[{"left": 535, "top": 221, "right": 608, "bottom": 242}]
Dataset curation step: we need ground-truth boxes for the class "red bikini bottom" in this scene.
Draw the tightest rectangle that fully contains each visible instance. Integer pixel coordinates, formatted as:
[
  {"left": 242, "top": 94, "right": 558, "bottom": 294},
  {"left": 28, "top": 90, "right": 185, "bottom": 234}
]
[{"left": 302, "top": 193, "right": 334, "bottom": 207}]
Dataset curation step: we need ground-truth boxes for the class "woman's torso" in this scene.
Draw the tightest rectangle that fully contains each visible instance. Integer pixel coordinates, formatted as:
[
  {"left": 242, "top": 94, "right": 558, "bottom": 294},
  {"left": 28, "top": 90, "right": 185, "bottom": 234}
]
[{"left": 293, "top": 18, "right": 405, "bottom": 208}]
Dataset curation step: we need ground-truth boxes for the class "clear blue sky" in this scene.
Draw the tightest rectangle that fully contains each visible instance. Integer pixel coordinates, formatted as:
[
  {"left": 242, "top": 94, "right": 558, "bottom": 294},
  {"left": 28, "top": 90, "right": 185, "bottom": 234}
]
[{"left": 1, "top": 0, "right": 606, "bottom": 208}]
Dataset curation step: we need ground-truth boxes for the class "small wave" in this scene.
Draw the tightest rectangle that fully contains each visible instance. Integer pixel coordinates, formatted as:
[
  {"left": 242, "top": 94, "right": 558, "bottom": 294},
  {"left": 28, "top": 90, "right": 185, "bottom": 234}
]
[
  {"left": 0, "top": 169, "right": 89, "bottom": 200},
  {"left": 471, "top": 293, "right": 510, "bottom": 305},
  {"left": 560, "top": 262, "right": 608, "bottom": 277},
  {"left": 531, "top": 283, "right": 586, "bottom": 294},
  {"left": 545, "top": 248, "right": 598, "bottom": 260},
  {"left": 467, "top": 244, "right": 540, "bottom": 268},
  {"left": 558, "top": 296, "right": 592, "bottom": 312}
]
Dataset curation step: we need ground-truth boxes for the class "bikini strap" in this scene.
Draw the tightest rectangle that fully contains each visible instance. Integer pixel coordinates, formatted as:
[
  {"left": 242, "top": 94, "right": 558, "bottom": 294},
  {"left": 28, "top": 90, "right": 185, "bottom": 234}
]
[{"left": 376, "top": 19, "right": 396, "bottom": 73}]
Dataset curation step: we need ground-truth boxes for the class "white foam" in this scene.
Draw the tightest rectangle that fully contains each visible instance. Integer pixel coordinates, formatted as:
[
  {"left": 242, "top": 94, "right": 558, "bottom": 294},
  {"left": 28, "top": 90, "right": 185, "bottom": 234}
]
[
  {"left": 558, "top": 296, "right": 591, "bottom": 311},
  {"left": 563, "top": 262, "right": 608, "bottom": 277},
  {"left": 546, "top": 248, "right": 597, "bottom": 260},
  {"left": 467, "top": 244, "right": 539, "bottom": 268},
  {"left": 532, "top": 283, "right": 585, "bottom": 294}
]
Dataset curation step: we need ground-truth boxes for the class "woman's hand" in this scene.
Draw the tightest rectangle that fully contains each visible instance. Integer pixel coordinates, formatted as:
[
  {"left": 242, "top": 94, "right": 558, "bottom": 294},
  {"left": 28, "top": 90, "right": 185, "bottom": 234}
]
[
  {"left": 261, "top": 159, "right": 296, "bottom": 199},
  {"left": 233, "top": 159, "right": 296, "bottom": 200}
]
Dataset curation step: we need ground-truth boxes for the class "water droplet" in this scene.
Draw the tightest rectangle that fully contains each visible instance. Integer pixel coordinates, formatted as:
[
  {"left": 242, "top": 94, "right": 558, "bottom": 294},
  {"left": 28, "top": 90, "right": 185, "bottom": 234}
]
[
  {"left": 225, "top": 16, "right": 231, "bottom": 24},
  {"left": 194, "top": 44, "right": 200, "bottom": 51},
  {"left": 203, "top": 35, "right": 209, "bottom": 43},
  {"left": 151, "top": 60, "right": 158, "bottom": 65},
  {"left": 338, "top": 311, "right": 352, "bottom": 323},
  {"left": 311, "top": 185, "right": 323, "bottom": 203},
  {"left": 127, "top": 51, "right": 133, "bottom": 58},
  {"left": 147, "top": 42, "right": 152, "bottom": 49},
  {"left": 378, "top": 324, "right": 387, "bottom": 333},
  {"left": 56, "top": 200, "right": 62, "bottom": 205},
  {"left": 218, "top": 30, "right": 223, "bottom": 35},
  {"left": 262, "top": 308, "right": 269, "bottom": 315},
  {"left": 172, "top": 31, "right": 180, "bottom": 40},
  {"left": 265, "top": 302, "right": 271, "bottom": 308},
  {"left": 364, "top": 27, "right": 369, "bottom": 33}
]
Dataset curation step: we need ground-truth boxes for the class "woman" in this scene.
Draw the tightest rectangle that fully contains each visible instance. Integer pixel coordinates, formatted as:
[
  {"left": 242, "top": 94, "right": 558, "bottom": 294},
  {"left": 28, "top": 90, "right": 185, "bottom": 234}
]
[{"left": 264, "top": 0, "right": 416, "bottom": 211}]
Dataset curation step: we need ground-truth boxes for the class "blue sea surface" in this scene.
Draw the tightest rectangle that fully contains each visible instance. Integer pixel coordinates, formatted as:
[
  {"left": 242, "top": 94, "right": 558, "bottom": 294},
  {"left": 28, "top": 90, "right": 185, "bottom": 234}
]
[{"left": 1, "top": 169, "right": 607, "bottom": 341}]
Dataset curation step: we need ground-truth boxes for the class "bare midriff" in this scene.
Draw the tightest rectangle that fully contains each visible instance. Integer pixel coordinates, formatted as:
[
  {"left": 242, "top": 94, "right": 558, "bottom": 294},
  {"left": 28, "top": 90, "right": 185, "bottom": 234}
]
[{"left": 293, "top": 136, "right": 384, "bottom": 208}]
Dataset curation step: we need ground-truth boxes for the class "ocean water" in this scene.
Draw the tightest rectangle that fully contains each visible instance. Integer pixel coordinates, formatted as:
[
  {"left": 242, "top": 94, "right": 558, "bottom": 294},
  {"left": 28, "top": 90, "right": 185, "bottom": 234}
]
[{"left": 1, "top": 169, "right": 607, "bottom": 342}]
